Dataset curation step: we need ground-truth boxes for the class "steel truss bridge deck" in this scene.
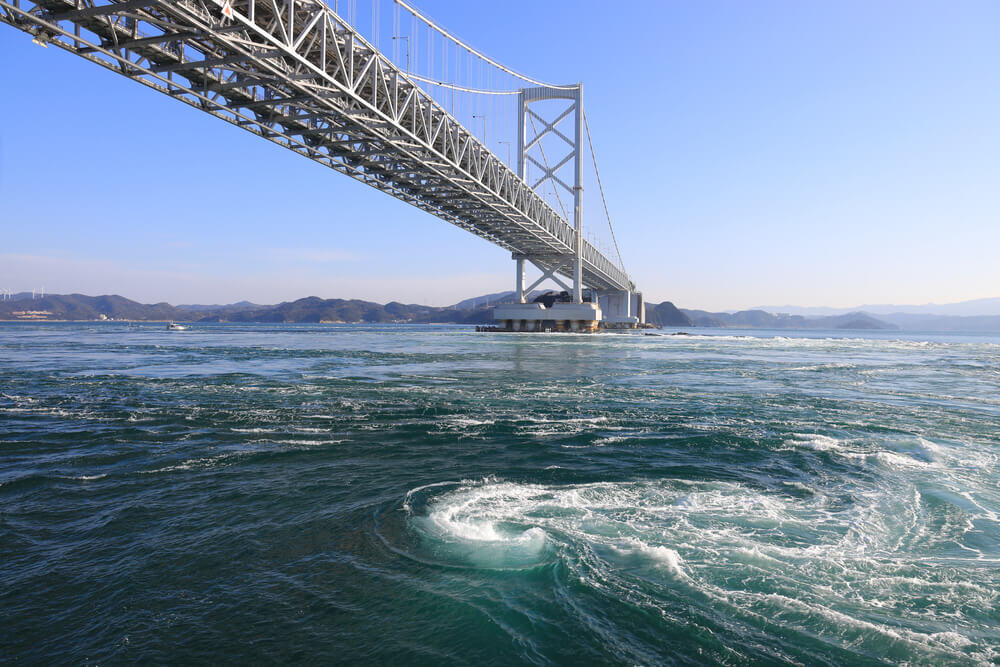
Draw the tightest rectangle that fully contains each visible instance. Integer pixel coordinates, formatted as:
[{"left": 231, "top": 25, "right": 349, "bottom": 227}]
[{"left": 1, "top": 0, "right": 635, "bottom": 293}]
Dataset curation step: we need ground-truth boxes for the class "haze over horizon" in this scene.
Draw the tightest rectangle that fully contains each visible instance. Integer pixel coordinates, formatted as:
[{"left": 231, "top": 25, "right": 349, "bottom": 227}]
[{"left": 2, "top": 0, "right": 998, "bottom": 310}]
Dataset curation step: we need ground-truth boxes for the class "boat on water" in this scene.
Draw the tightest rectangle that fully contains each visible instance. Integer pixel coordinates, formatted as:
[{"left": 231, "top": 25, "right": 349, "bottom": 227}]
[{"left": 166, "top": 323, "right": 188, "bottom": 331}]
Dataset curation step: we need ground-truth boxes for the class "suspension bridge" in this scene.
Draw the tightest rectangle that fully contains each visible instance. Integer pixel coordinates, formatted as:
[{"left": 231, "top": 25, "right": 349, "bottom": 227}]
[{"left": 1, "top": 0, "right": 645, "bottom": 330}]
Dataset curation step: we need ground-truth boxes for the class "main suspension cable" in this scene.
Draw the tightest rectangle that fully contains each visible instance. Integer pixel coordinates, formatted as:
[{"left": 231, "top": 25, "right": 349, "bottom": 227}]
[
  {"left": 405, "top": 71, "right": 519, "bottom": 95},
  {"left": 394, "top": 0, "right": 576, "bottom": 91},
  {"left": 583, "top": 107, "right": 626, "bottom": 273}
]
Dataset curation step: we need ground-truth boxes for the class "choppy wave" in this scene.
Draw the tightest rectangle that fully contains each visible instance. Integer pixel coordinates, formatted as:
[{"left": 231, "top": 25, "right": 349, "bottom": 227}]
[{"left": 2, "top": 322, "right": 999, "bottom": 663}]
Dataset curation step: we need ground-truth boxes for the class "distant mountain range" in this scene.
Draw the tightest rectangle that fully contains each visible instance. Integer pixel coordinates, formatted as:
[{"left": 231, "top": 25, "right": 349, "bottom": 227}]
[
  {"left": 1, "top": 292, "right": 997, "bottom": 331},
  {"left": 753, "top": 297, "right": 1000, "bottom": 318},
  {"left": 175, "top": 300, "right": 263, "bottom": 312},
  {"left": 0, "top": 293, "right": 491, "bottom": 324},
  {"left": 742, "top": 296, "right": 1000, "bottom": 331},
  {"left": 449, "top": 291, "right": 545, "bottom": 310},
  {"left": 676, "top": 309, "right": 896, "bottom": 330},
  {"left": 870, "top": 313, "right": 1000, "bottom": 332},
  {"left": 448, "top": 294, "right": 898, "bottom": 330},
  {"left": 0, "top": 294, "right": 184, "bottom": 321}
]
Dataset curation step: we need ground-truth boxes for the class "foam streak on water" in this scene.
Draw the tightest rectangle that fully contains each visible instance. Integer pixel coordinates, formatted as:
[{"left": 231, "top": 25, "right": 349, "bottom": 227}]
[{"left": 1, "top": 322, "right": 999, "bottom": 664}]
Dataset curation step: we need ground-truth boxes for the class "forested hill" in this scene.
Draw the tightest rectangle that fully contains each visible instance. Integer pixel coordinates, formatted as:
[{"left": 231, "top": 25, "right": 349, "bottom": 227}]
[
  {"left": 0, "top": 294, "right": 491, "bottom": 324},
  {"left": 0, "top": 293, "right": 926, "bottom": 330}
]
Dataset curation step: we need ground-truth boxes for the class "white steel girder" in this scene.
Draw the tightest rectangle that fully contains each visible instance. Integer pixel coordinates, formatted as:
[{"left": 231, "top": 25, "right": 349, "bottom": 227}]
[{"left": 0, "top": 0, "right": 635, "bottom": 293}]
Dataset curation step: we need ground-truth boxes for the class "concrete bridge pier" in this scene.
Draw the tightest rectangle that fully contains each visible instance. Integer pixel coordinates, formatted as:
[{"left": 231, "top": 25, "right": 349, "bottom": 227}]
[
  {"left": 597, "top": 290, "right": 645, "bottom": 329},
  {"left": 493, "top": 301, "right": 602, "bottom": 333},
  {"left": 495, "top": 252, "right": 601, "bottom": 332},
  {"left": 493, "top": 255, "right": 645, "bottom": 333}
]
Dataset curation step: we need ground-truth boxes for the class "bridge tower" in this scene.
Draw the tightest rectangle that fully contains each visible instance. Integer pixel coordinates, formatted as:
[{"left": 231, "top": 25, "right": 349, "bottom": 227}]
[
  {"left": 494, "top": 84, "right": 642, "bottom": 331},
  {"left": 516, "top": 84, "right": 585, "bottom": 304},
  {"left": 493, "top": 84, "right": 603, "bottom": 332}
]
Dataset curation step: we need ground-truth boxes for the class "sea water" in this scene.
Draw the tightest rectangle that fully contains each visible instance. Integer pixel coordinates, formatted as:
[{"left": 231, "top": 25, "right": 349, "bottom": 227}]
[{"left": 2, "top": 323, "right": 998, "bottom": 664}]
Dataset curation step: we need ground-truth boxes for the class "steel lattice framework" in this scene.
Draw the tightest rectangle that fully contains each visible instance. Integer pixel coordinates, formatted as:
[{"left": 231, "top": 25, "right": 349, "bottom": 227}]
[{"left": 1, "top": 0, "right": 635, "bottom": 293}]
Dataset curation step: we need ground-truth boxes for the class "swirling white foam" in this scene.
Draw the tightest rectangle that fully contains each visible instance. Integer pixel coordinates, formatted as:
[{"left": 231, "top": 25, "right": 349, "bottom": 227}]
[{"left": 406, "top": 477, "right": 1000, "bottom": 662}]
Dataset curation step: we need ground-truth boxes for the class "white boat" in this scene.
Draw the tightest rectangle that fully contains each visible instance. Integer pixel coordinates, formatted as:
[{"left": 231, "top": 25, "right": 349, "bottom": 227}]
[{"left": 166, "top": 322, "right": 188, "bottom": 331}]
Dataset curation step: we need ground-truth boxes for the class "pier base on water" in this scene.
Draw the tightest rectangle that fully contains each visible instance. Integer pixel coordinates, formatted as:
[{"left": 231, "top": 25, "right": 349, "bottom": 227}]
[
  {"left": 492, "top": 302, "right": 602, "bottom": 333},
  {"left": 489, "top": 289, "right": 645, "bottom": 333}
]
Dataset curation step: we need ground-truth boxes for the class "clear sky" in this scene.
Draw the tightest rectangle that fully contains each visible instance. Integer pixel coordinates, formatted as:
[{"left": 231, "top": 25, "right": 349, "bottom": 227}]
[{"left": 1, "top": 0, "right": 998, "bottom": 309}]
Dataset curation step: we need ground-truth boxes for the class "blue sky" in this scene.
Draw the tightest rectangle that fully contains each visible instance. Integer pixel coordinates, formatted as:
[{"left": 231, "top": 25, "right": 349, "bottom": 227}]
[{"left": 1, "top": 0, "right": 998, "bottom": 309}]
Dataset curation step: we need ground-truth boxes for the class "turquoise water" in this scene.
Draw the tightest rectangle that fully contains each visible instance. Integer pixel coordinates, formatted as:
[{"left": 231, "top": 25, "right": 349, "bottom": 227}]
[{"left": 2, "top": 323, "right": 998, "bottom": 664}]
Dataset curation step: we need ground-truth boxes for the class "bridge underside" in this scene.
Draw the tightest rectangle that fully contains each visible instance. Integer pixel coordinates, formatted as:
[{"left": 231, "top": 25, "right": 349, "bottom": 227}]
[{"left": 1, "top": 0, "right": 635, "bottom": 294}]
